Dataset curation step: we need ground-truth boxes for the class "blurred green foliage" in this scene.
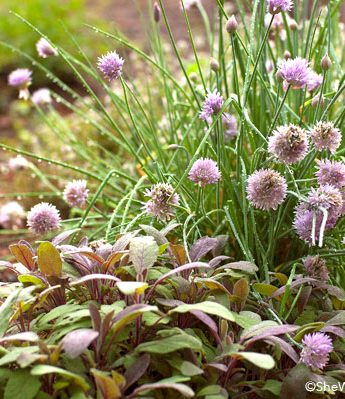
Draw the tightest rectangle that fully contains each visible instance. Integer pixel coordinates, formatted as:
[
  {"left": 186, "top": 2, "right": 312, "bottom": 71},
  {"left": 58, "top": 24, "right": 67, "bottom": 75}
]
[{"left": 0, "top": 0, "right": 107, "bottom": 79}]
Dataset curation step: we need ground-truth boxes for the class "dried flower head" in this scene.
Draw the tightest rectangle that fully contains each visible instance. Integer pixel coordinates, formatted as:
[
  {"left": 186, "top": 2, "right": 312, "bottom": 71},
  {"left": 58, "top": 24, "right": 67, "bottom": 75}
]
[
  {"left": 315, "top": 159, "right": 345, "bottom": 188},
  {"left": 144, "top": 183, "right": 180, "bottom": 221},
  {"left": 222, "top": 113, "right": 238, "bottom": 141},
  {"left": 268, "top": 124, "right": 309, "bottom": 164},
  {"left": 267, "top": 0, "right": 293, "bottom": 14},
  {"left": 247, "top": 169, "right": 287, "bottom": 210},
  {"left": 278, "top": 57, "right": 311, "bottom": 91},
  {"left": 27, "top": 202, "right": 61, "bottom": 234},
  {"left": 0, "top": 201, "right": 26, "bottom": 230},
  {"left": 36, "top": 38, "right": 58, "bottom": 58},
  {"left": 188, "top": 158, "right": 221, "bottom": 187},
  {"left": 31, "top": 88, "right": 52, "bottom": 105},
  {"left": 300, "top": 332, "right": 333, "bottom": 370},
  {"left": 307, "top": 71, "right": 323, "bottom": 92},
  {"left": 310, "top": 121, "right": 342, "bottom": 154},
  {"left": 8, "top": 68, "right": 32, "bottom": 100},
  {"left": 200, "top": 90, "right": 224, "bottom": 123},
  {"left": 97, "top": 51, "right": 124, "bottom": 81},
  {"left": 303, "top": 255, "right": 329, "bottom": 281},
  {"left": 8, "top": 156, "right": 29, "bottom": 171},
  {"left": 63, "top": 180, "right": 89, "bottom": 208}
]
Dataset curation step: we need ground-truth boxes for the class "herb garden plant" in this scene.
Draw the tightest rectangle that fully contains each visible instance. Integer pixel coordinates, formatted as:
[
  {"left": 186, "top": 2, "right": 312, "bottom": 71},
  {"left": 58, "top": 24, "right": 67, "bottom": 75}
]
[{"left": 1, "top": 0, "right": 345, "bottom": 397}]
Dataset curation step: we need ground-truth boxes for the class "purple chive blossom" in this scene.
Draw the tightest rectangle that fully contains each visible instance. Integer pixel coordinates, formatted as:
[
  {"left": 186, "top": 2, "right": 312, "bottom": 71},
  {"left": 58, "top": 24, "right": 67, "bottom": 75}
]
[
  {"left": 246, "top": 169, "right": 287, "bottom": 210},
  {"left": 0, "top": 201, "right": 26, "bottom": 230},
  {"left": 293, "top": 185, "right": 343, "bottom": 245},
  {"left": 63, "top": 180, "right": 89, "bottom": 208},
  {"left": 315, "top": 159, "right": 345, "bottom": 188},
  {"left": 278, "top": 57, "right": 312, "bottom": 91},
  {"left": 31, "top": 88, "right": 52, "bottom": 105},
  {"left": 8, "top": 156, "right": 29, "bottom": 171},
  {"left": 222, "top": 113, "right": 238, "bottom": 141},
  {"left": 200, "top": 90, "right": 224, "bottom": 123},
  {"left": 188, "top": 158, "right": 221, "bottom": 187},
  {"left": 303, "top": 255, "right": 329, "bottom": 281},
  {"left": 268, "top": 124, "right": 309, "bottom": 164},
  {"left": 144, "top": 183, "right": 180, "bottom": 221},
  {"left": 27, "top": 202, "right": 61, "bottom": 234},
  {"left": 97, "top": 51, "right": 124, "bottom": 81},
  {"left": 8, "top": 68, "right": 32, "bottom": 100},
  {"left": 300, "top": 333, "right": 333, "bottom": 370},
  {"left": 310, "top": 121, "right": 342, "bottom": 154},
  {"left": 307, "top": 71, "right": 323, "bottom": 92},
  {"left": 36, "top": 38, "right": 58, "bottom": 58},
  {"left": 308, "top": 185, "right": 343, "bottom": 225},
  {"left": 267, "top": 0, "right": 293, "bottom": 14}
]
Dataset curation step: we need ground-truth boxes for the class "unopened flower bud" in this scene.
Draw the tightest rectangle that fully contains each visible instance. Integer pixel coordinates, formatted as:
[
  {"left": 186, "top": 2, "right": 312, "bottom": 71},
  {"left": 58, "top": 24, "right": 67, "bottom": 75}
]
[
  {"left": 311, "top": 94, "right": 325, "bottom": 108},
  {"left": 167, "top": 144, "right": 179, "bottom": 150},
  {"left": 284, "top": 50, "right": 291, "bottom": 60},
  {"left": 153, "top": 2, "right": 161, "bottom": 23},
  {"left": 275, "top": 70, "right": 284, "bottom": 83},
  {"left": 210, "top": 58, "right": 220, "bottom": 72},
  {"left": 189, "top": 72, "right": 198, "bottom": 82},
  {"left": 226, "top": 15, "right": 238, "bottom": 34},
  {"left": 321, "top": 54, "right": 332, "bottom": 71},
  {"left": 289, "top": 19, "right": 298, "bottom": 31}
]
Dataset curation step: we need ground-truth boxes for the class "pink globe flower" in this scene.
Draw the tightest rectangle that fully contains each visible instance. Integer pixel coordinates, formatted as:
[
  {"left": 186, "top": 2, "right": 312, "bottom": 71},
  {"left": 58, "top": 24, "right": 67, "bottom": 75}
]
[
  {"left": 315, "top": 159, "right": 345, "bottom": 188},
  {"left": 63, "top": 180, "right": 89, "bottom": 208},
  {"left": 144, "top": 183, "right": 180, "bottom": 221},
  {"left": 188, "top": 158, "right": 221, "bottom": 187},
  {"left": 0, "top": 201, "right": 26, "bottom": 230},
  {"left": 97, "top": 51, "right": 124, "bottom": 81},
  {"left": 247, "top": 169, "right": 287, "bottom": 210},
  {"left": 27, "top": 202, "right": 61, "bottom": 234},
  {"left": 8, "top": 68, "right": 32, "bottom": 100},
  {"left": 310, "top": 121, "right": 342, "bottom": 154},
  {"left": 200, "top": 90, "right": 224, "bottom": 124},
  {"left": 268, "top": 124, "right": 309, "bottom": 164},
  {"left": 32, "top": 88, "right": 52, "bottom": 105},
  {"left": 36, "top": 38, "right": 58, "bottom": 58},
  {"left": 278, "top": 57, "right": 312, "bottom": 91},
  {"left": 300, "top": 333, "right": 333, "bottom": 370},
  {"left": 267, "top": 0, "right": 293, "bottom": 14}
]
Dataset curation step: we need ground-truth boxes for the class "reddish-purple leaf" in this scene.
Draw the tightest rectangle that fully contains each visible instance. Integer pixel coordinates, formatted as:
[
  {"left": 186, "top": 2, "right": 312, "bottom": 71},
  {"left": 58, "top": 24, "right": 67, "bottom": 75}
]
[
  {"left": 270, "top": 278, "right": 318, "bottom": 298},
  {"left": 62, "top": 328, "right": 99, "bottom": 358},
  {"left": 320, "top": 326, "right": 345, "bottom": 338},
  {"left": 264, "top": 336, "right": 299, "bottom": 363},
  {"left": 145, "top": 262, "right": 210, "bottom": 301},
  {"left": 124, "top": 354, "right": 151, "bottom": 389},
  {"left": 52, "top": 229, "right": 80, "bottom": 246},
  {"left": 189, "top": 237, "right": 218, "bottom": 261},
  {"left": 244, "top": 325, "right": 299, "bottom": 344}
]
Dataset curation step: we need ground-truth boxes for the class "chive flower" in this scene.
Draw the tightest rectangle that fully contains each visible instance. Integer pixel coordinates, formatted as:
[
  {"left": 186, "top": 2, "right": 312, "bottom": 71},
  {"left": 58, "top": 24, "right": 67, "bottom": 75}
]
[
  {"left": 144, "top": 183, "right": 180, "bottom": 221},
  {"left": 31, "top": 88, "right": 52, "bottom": 105},
  {"left": 300, "top": 333, "right": 333, "bottom": 370},
  {"left": 0, "top": 201, "right": 26, "bottom": 230},
  {"left": 246, "top": 169, "right": 287, "bottom": 210},
  {"left": 8, "top": 68, "right": 32, "bottom": 100},
  {"left": 277, "top": 57, "right": 312, "bottom": 91},
  {"left": 97, "top": 51, "right": 124, "bottom": 81},
  {"left": 315, "top": 159, "right": 345, "bottom": 188},
  {"left": 63, "top": 180, "right": 89, "bottom": 208},
  {"left": 8, "top": 156, "right": 29, "bottom": 171},
  {"left": 222, "top": 113, "right": 238, "bottom": 141},
  {"left": 36, "top": 38, "right": 58, "bottom": 58},
  {"left": 307, "top": 71, "right": 323, "bottom": 92},
  {"left": 188, "top": 158, "right": 221, "bottom": 187},
  {"left": 27, "top": 202, "right": 61, "bottom": 234},
  {"left": 310, "top": 121, "right": 342, "bottom": 154},
  {"left": 268, "top": 124, "right": 309, "bottom": 164},
  {"left": 200, "top": 90, "right": 224, "bottom": 123},
  {"left": 267, "top": 0, "right": 293, "bottom": 14}
]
